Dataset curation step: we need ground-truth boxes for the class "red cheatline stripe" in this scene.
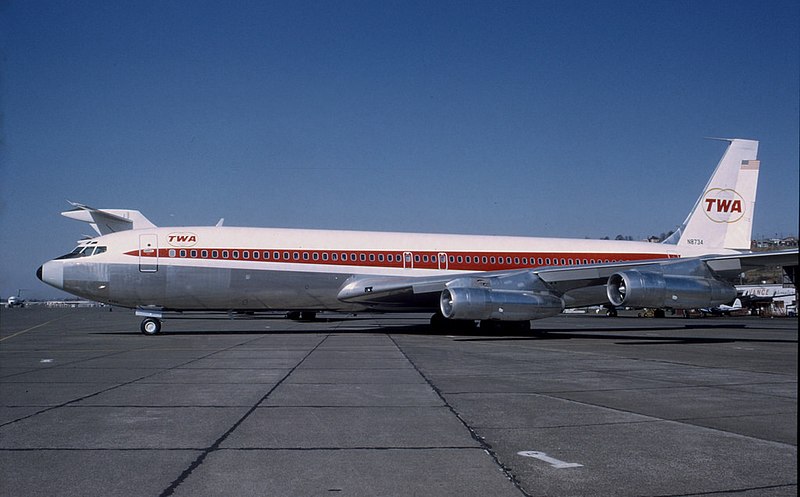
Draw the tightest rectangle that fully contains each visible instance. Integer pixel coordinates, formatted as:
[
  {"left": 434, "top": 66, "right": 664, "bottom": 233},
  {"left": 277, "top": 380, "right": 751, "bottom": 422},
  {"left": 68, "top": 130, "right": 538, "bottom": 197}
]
[{"left": 125, "top": 248, "right": 675, "bottom": 271}]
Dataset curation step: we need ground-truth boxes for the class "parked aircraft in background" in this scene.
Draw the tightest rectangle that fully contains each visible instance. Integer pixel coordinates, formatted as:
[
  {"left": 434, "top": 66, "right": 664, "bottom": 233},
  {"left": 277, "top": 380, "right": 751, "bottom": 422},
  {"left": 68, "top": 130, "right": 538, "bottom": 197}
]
[
  {"left": 37, "top": 139, "right": 798, "bottom": 334},
  {"left": 6, "top": 295, "right": 25, "bottom": 308},
  {"left": 700, "top": 298, "right": 744, "bottom": 316}
]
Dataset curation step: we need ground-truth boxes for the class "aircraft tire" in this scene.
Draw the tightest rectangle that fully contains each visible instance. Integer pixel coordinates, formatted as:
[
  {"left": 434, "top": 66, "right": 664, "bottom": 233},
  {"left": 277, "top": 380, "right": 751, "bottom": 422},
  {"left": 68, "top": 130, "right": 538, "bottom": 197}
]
[
  {"left": 140, "top": 318, "right": 162, "bottom": 335},
  {"left": 300, "top": 311, "right": 317, "bottom": 321}
]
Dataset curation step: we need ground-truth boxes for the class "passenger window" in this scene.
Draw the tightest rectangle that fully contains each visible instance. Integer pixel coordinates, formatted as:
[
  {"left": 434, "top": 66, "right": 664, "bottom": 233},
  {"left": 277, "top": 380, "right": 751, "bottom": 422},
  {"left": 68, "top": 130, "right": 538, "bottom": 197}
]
[
  {"left": 232, "top": 251, "right": 239, "bottom": 259},
  {"left": 322, "top": 253, "right": 328, "bottom": 261},
  {"left": 180, "top": 250, "right": 187, "bottom": 257},
  {"left": 222, "top": 250, "right": 229, "bottom": 258},
  {"left": 169, "top": 249, "right": 176, "bottom": 257},
  {"left": 360, "top": 254, "right": 366, "bottom": 261},
  {"left": 332, "top": 253, "right": 338, "bottom": 261},
  {"left": 313, "top": 253, "right": 319, "bottom": 260},
  {"left": 201, "top": 250, "right": 208, "bottom": 258},
  {"left": 243, "top": 251, "right": 249, "bottom": 259},
  {"left": 284, "top": 252, "right": 290, "bottom": 260},
  {"left": 191, "top": 250, "right": 198, "bottom": 257},
  {"left": 303, "top": 252, "right": 309, "bottom": 260},
  {"left": 351, "top": 253, "right": 357, "bottom": 261},
  {"left": 378, "top": 254, "right": 384, "bottom": 262},
  {"left": 212, "top": 250, "right": 219, "bottom": 258}
]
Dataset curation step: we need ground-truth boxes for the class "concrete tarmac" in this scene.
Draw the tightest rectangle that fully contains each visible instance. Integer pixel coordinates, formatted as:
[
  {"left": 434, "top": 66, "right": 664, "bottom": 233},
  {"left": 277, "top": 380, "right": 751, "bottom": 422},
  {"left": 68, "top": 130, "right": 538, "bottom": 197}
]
[{"left": 0, "top": 307, "right": 796, "bottom": 496}]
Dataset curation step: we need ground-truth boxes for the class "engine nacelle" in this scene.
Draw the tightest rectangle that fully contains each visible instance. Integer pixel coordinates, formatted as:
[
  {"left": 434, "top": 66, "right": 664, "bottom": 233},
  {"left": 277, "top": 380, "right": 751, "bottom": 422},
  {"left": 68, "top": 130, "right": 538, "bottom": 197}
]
[
  {"left": 440, "top": 287, "right": 564, "bottom": 321},
  {"left": 606, "top": 270, "right": 736, "bottom": 309}
]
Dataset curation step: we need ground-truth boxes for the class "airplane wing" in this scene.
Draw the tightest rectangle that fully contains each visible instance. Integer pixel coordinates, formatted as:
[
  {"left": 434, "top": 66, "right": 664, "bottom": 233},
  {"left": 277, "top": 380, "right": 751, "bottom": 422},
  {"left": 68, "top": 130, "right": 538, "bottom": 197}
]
[{"left": 337, "top": 249, "right": 798, "bottom": 313}]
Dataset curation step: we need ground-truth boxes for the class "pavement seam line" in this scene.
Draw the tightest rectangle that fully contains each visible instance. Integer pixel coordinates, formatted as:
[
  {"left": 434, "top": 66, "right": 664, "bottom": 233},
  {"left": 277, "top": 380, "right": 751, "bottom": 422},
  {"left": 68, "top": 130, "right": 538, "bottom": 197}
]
[
  {"left": 157, "top": 333, "right": 331, "bottom": 497},
  {"left": 0, "top": 314, "right": 71, "bottom": 342},
  {"left": 0, "top": 332, "right": 274, "bottom": 428},
  {"left": 387, "top": 334, "right": 533, "bottom": 497}
]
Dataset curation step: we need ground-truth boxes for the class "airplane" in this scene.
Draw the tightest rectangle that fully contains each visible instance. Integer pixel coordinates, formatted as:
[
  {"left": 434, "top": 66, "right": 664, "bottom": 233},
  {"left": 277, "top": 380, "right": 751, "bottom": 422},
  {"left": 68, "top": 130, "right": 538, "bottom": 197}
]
[
  {"left": 6, "top": 295, "right": 25, "bottom": 308},
  {"left": 37, "top": 138, "right": 798, "bottom": 335},
  {"left": 699, "top": 298, "right": 745, "bottom": 316}
]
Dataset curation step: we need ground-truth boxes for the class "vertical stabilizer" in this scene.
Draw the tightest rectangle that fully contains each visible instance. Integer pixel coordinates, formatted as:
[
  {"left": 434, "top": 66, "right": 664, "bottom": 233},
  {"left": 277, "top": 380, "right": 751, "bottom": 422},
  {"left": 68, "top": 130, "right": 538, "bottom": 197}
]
[{"left": 663, "top": 139, "right": 759, "bottom": 250}]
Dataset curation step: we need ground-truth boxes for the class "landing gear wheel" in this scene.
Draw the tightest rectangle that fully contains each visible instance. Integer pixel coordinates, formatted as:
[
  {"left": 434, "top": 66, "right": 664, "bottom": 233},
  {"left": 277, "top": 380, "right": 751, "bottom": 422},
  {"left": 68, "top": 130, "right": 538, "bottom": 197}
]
[
  {"left": 479, "top": 320, "right": 530, "bottom": 333},
  {"left": 300, "top": 311, "right": 317, "bottom": 321},
  {"left": 140, "top": 318, "right": 162, "bottom": 335},
  {"left": 430, "top": 312, "right": 477, "bottom": 332}
]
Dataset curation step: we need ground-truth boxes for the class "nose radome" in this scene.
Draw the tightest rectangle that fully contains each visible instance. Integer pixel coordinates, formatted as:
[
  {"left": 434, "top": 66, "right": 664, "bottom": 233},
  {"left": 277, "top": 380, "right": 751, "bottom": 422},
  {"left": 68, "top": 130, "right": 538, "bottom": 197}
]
[{"left": 37, "top": 261, "right": 64, "bottom": 289}]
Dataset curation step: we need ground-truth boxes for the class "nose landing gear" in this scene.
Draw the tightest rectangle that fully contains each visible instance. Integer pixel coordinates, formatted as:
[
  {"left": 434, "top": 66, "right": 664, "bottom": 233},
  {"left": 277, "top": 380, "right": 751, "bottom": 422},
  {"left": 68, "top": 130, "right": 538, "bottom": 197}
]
[{"left": 140, "top": 317, "right": 162, "bottom": 335}]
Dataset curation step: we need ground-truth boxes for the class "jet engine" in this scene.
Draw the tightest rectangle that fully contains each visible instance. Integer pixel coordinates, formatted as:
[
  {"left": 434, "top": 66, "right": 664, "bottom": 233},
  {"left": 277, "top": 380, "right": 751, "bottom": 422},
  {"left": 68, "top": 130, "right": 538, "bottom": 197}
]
[
  {"left": 606, "top": 269, "right": 736, "bottom": 309},
  {"left": 440, "top": 287, "right": 564, "bottom": 321}
]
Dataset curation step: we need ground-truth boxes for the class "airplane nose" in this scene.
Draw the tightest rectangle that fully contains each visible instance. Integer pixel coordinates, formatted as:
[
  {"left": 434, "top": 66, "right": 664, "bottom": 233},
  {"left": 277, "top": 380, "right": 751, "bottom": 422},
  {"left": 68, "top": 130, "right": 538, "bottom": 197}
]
[{"left": 38, "top": 261, "right": 64, "bottom": 289}]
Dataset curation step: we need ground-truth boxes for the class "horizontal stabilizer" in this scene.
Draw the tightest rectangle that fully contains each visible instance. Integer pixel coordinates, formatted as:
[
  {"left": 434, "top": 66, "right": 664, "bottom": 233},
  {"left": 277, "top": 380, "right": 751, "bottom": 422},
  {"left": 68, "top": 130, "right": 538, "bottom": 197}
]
[{"left": 61, "top": 201, "right": 156, "bottom": 236}]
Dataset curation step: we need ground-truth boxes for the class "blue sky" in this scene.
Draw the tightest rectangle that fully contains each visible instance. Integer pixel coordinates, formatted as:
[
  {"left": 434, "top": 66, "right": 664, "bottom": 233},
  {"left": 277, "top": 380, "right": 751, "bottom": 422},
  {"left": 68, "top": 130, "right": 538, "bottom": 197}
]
[{"left": 1, "top": 0, "right": 798, "bottom": 299}]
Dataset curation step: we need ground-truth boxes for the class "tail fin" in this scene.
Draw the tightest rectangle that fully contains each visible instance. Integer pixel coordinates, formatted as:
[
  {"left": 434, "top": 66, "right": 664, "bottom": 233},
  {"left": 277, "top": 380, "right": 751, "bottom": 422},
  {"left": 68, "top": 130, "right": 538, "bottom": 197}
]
[
  {"left": 663, "top": 139, "right": 759, "bottom": 250},
  {"left": 61, "top": 201, "right": 157, "bottom": 236}
]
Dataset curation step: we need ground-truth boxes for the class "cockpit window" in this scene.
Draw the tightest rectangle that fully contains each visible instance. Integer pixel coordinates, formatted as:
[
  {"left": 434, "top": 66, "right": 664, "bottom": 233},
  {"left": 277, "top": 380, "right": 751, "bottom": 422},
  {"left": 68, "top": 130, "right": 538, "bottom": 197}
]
[{"left": 55, "top": 245, "right": 107, "bottom": 259}]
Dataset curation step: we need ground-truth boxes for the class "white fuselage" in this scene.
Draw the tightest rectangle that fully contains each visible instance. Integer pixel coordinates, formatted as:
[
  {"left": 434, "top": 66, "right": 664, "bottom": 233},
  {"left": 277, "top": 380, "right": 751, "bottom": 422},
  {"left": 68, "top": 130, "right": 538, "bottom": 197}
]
[{"left": 38, "top": 226, "right": 734, "bottom": 312}]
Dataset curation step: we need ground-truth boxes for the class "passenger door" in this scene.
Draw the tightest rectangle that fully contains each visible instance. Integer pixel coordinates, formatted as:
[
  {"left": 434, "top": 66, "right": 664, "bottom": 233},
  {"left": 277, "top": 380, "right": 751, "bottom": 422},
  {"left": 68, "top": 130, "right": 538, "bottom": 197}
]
[{"left": 139, "top": 234, "right": 158, "bottom": 272}]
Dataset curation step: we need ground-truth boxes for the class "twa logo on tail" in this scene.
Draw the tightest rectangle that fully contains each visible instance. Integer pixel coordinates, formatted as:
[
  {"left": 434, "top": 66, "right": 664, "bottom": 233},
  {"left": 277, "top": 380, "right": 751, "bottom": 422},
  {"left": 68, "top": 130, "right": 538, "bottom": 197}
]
[{"left": 702, "top": 189, "right": 745, "bottom": 223}]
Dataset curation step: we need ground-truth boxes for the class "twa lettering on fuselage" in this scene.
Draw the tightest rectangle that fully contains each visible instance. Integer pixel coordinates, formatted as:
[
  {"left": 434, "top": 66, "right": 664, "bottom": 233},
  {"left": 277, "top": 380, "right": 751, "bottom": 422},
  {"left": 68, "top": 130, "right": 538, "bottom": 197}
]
[
  {"left": 702, "top": 188, "right": 745, "bottom": 223},
  {"left": 167, "top": 233, "right": 198, "bottom": 247}
]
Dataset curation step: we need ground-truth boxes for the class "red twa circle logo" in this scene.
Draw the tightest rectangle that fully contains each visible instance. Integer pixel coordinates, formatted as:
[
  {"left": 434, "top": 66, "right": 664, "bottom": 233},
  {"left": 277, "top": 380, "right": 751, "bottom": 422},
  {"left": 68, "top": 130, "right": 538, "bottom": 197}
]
[{"left": 702, "top": 189, "right": 745, "bottom": 223}]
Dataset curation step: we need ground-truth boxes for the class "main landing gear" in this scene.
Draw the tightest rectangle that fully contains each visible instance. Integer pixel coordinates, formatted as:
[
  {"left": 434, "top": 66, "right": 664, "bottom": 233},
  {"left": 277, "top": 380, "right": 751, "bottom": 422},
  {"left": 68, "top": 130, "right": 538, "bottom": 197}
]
[
  {"left": 286, "top": 311, "right": 317, "bottom": 321},
  {"left": 140, "top": 317, "right": 162, "bottom": 335}
]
